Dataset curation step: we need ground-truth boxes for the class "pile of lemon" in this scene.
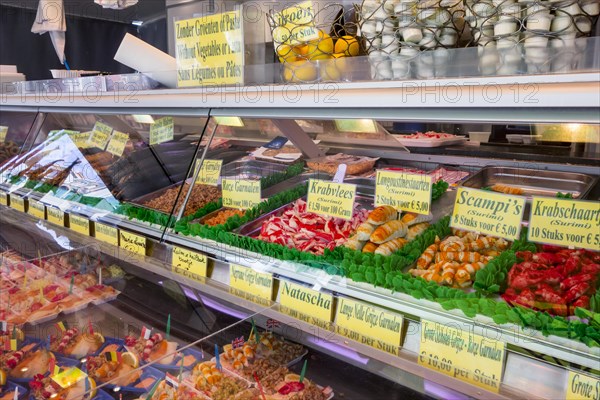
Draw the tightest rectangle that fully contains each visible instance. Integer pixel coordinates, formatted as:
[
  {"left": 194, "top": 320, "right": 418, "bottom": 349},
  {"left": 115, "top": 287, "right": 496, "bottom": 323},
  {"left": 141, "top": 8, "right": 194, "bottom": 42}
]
[{"left": 277, "top": 30, "right": 360, "bottom": 82}]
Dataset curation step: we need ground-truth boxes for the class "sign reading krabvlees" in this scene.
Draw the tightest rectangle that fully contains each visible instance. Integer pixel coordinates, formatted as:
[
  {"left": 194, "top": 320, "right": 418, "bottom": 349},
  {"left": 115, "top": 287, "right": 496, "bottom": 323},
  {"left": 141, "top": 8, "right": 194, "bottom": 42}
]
[
  {"left": 529, "top": 197, "right": 600, "bottom": 251},
  {"left": 175, "top": 11, "right": 244, "bottom": 87}
]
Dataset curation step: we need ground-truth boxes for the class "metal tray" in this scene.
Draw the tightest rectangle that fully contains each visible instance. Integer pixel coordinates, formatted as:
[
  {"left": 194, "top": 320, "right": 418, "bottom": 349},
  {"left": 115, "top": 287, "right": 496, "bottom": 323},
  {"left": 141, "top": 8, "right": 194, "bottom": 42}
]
[
  {"left": 460, "top": 167, "right": 597, "bottom": 199},
  {"left": 234, "top": 176, "right": 375, "bottom": 237},
  {"left": 221, "top": 160, "right": 289, "bottom": 180}
]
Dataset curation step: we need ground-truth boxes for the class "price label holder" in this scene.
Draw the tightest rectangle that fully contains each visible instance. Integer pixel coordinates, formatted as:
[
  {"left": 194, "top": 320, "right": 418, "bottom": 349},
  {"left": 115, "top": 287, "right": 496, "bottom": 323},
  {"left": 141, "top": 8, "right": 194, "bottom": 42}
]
[
  {"left": 229, "top": 264, "right": 274, "bottom": 306},
  {"left": 565, "top": 370, "right": 600, "bottom": 400},
  {"left": 307, "top": 179, "right": 356, "bottom": 220},
  {"left": 172, "top": 246, "right": 208, "bottom": 283},
  {"left": 451, "top": 187, "right": 525, "bottom": 241},
  {"left": 47, "top": 207, "right": 65, "bottom": 226},
  {"left": 0, "top": 126, "right": 7, "bottom": 142},
  {"left": 69, "top": 214, "right": 91, "bottom": 236},
  {"left": 0, "top": 191, "right": 6, "bottom": 206},
  {"left": 375, "top": 170, "right": 432, "bottom": 215},
  {"left": 90, "top": 121, "right": 113, "bottom": 149},
  {"left": 95, "top": 222, "right": 119, "bottom": 246},
  {"left": 529, "top": 197, "right": 600, "bottom": 251},
  {"left": 106, "top": 131, "right": 129, "bottom": 157},
  {"left": 119, "top": 230, "right": 147, "bottom": 256},
  {"left": 70, "top": 132, "right": 92, "bottom": 148},
  {"left": 28, "top": 199, "right": 46, "bottom": 219},
  {"left": 175, "top": 10, "right": 244, "bottom": 87},
  {"left": 221, "top": 179, "right": 261, "bottom": 210},
  {"left": 149, "top": 117, "right": 174, "bottom": 146},
  {"left": 335, "top": 297, "right": 404, "bottom": 356},
  {"left": 8, "top": 194, "right": 26, "bottom": 212},
  {"left": 194, "top": 159, "right": 223, "bottom": 186},
  {"left": 279, "top": 281, "right": 334, "bottom": 329},
  {"left": 419, "top": 319, "right": 505, "bottom": 393}
]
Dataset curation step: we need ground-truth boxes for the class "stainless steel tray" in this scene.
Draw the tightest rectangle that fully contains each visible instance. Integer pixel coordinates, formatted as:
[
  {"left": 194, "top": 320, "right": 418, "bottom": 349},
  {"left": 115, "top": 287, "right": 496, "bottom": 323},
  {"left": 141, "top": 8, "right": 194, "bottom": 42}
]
[
  {"left": 234, "top": 175, "right": 375, "bottom": 237},
  {"left": 460, "top": 167, "right": 597, "bottom": 199},
  {"left": 221, "top": 160, "right": 289, "bottom": 180}
]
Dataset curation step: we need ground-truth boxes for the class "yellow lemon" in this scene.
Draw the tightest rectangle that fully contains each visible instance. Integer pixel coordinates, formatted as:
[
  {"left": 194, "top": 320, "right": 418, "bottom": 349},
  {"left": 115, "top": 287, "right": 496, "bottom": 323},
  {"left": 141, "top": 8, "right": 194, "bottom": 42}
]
[
  {"left": 121, "top": 352, "right": 139, "bottom": 368},
  {"left": 0, "top": 369, "right": 6, "bottom": 385},
  {"left": 320, "top": 54, "right": 347, "bottom": 81},
  {"left": 93, "top": 333, "right": 105, "bottom": 343},
  {"left": 283, "top": 60, "right": 318, "bottom": 83},
  {"left": 306, "top": 30, "right": 334, "bottom": 60},
  {"left": 276, "top": 44, "right": 295, "bottom": 63},
  {"left": 335, "top": 35, "right": 360, "bottom": 56},
  {"left": 284, "top": 373, "right": 301, "bottom": 382},
  {"left": 88, "top": 377, "right": 97, "bottom": 398}
]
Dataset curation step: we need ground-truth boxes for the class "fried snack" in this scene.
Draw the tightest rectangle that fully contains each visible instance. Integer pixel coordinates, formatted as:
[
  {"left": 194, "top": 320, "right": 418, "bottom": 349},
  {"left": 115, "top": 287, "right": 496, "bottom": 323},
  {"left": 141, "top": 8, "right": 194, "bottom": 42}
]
[
  {"left": 367, "top": 205, "right": 398, "bottom": 225},
  {"left": 370, "top": 220, "right": 408, "bottom": 244},
  {"left": 374, "top": 238, "right": 408, "bottom": 256},
  {"left": 362, "top": 242, "right": 378, "bottom": 253}
]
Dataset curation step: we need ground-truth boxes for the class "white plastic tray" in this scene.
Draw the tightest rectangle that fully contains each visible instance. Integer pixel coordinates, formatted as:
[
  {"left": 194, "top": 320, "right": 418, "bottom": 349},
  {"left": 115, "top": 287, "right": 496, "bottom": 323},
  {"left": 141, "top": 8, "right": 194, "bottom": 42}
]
[{"left": 392, "top": 135, "right": 468, "bottom": 147}]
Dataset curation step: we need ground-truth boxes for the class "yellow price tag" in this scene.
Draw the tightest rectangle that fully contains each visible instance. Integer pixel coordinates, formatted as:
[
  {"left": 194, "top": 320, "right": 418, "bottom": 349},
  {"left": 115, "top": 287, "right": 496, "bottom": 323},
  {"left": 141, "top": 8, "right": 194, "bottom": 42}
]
[
  {"left": 335, "top": 297, "right": 403, "bottom": 356},
  {"left": 119, "top": 230, "right": 147, "bottom": 256},
  {"left": 51, "top": 367, "right": 87, "bottom": 389},
  {"left": 375, "top": 170, "right": 432, "bottom": 215},
  {"left": 0, "top": 126, "right": 7, "bottom": 142},
  {"left": 529, "top": 197, "right": 600, "bottom": 251},
  {"left": 307, "top": 179, "right": 356, "bottom": 220},
  {"left": 175, "top": 11, "right": 244, "bottom": 87},
  {"left": 271, "top": 1, "right": 320, "bottom": 45},
  {"left": 69, "top": 214, "right": 91, "bottom": 236},
  {"left": 229, "top": 264, "right": 273, "bottom": 306},
  {"left": 221, "top": 179, "right": 261, "bottom": 210},
  {"left": 419, "top": 320, "right": 505, "bottom": 393},
  {"left": 9, "top": 195, "right": 25, "bottom": 212},
  {"left": 28, "top": 199, "right": 46, "bottom": 219},
  {"left": 149, "top": 117, "right": 174, "bottom": 146},
  {"left": 0, "top": 192, "right": 6, "bottom": 206},
  {"left": 46, "top": 207, "right": 65, "bottom": 226},
  {"left": 106, "top": 131, "right": 129, "bottom": 157},
  {"left": 451, "top": 187, "right": 525, "bottom": 241},
  {"left": 279, "top": 281, "right": 334, "bottom": 329},
  {"left": 95, "top": 223, "right": 119, "bottom": 246},
  {"left": 172, "top": 246, "right": 208, "bottom": 282},
  {"left": 194, "top": 159, "right": 223, "bottom": 186},
  {"left": 90, "top": 122, "right": 113, "bottom": 149},
  {"left": 566, "top": 371, "right": 600, "bottom": 400},
  {"left": 69, "top": 132, "right": 92, "bottom": 148}
]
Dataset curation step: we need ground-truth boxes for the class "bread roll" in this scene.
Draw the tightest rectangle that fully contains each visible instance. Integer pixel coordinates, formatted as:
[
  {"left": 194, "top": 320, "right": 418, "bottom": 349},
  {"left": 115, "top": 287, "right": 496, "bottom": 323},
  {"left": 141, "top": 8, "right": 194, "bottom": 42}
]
[
  {"left": 355, "top": 222, "right": 376, "bottom": 241},
  {"left": 345, "top": 235, "right": 366, "bottom": 251},
  {"left": 405, "top": 222, "right": 430, "bottom": 241},
  {"left": 375, "top": 238, "right": 408, "bottom": 256},
  {"left": 362, "top": 242, "right": 379, "bottom": 253},
  {"left": 367, "top": 205, "right": 398, "bottom": 225},
  {"left": 370, "top": 220, "right": 408, "bottom": 244},
  {"left": 401, "top": 212, "right": 433, "bottom": 226}
]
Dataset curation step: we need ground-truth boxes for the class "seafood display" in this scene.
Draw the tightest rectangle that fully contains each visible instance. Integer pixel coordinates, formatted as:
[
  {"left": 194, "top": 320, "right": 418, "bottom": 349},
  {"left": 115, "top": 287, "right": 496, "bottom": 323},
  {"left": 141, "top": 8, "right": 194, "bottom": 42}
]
[
  {"left": 201, "top": 209, "right": 245, "bottom": 226},
  {"left": 50, "top": 326, "right": 105, "bottom": 358},
  {"left": 502, "top": 246, "right": 600, "bottom": 316},
  {"left": 86, "top": 352, "right": 142, "bottom": 387},
  {"left": 125, "top": 332, "right": 178, "bottom": 365},
  {"left": 141, "top": 183, "right": 221, "bottom": 216},
  {"left": 260, "top": 367, "right": 332, "bottom": 400},
  {"left": 306, "top": 154, "right": 378, "bottom": 176},
  {"left": 256, "top": 199, "right": 369, "bottom": 255},
  {"left": 29, "top": 373, "right": 97, "bottom": 400},
  {"left": 189, "top": 360, "right": 250, "bottom": 399},
  {"left": 345, "top": 206, "right": 432, "bottom": 256},
  {"left": 409, "top": 229, "right": 509, "bottom": 288}
]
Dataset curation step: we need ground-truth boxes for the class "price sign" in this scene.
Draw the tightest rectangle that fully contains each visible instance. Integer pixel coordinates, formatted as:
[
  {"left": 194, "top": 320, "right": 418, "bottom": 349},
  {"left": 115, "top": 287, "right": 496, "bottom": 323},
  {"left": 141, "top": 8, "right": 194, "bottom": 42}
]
[
  {"left": 566, "top": 371, "right": 600, "bottom": 400},
  {"left": 95, "top": 223, "right": 119, "bottom": 246},
  {"left": 149, "top": 117, "right": 174, "bottom": 146},
  {"left": 271, "top": 1, "right": 319, "bottom": 45},
  {"left": 46, "top": 207, "right": 65, "bottom": 226},
  {"left": 106, "top": 131, "right": 129, "bottom": 157},
  {"left": 9, "top": 195, "right": 25, "bottom": 212},
  {"left": 90, "top": 122, "right": 113, "bottom": 149},
  {"left": 229, "top": 264, "right": 273, "bottom": 306},
  {"left": 451, "top": 187, "right": 525, "bottom": 241},
  {"left": 172, "top": 246, "right": 208, "bottom": 282},
  {"left": 28, "top": 199, "right": 46, "bottom": 219},
  {"left": 375, "top": 170, "right": 432, "bottom": 214},
  {"left": 69, "top": 214, "right": 91, "bottom": 236},
  {"left": 529, "top": 198, "right": 600, "bottom": 251},
  {"left": 307, "top": 179, "right": 356, "bottom": 220},
  {"left": 0, "top": 192, "right": 6, "bottom": 206},
  {"left": 335, "top": 297, "right": 404, "bottom": 356},
  {"left": 221, "top": 179, "right": 261, "bottom": 210},
  {"left": 0, "top": 126, "right": 7, "bottom": 142},
  {"left": 119, "top": 230, "right": 147, "bottom": 256},
  {"left": 279, "top": 281, "right": 334, "bottom": 329},
  {"left": 175, "top": 11, "right": 244, "bottom": 87},
  {"left": 419, "top": 320, "right": 505, "bottom": 393},
  {"left": 194, "top": 159, "right": 223, "bottom": 186},
  {"left": 70, "top": 132, "right": 93, "bottom": 148}
]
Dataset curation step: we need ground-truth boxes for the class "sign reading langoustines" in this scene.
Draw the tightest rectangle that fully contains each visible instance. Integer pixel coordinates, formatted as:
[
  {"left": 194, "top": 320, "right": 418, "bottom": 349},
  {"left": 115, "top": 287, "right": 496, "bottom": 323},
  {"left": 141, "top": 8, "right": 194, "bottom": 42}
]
[{"left": 175, "top": 10, "right": 244, "bottom": 87}]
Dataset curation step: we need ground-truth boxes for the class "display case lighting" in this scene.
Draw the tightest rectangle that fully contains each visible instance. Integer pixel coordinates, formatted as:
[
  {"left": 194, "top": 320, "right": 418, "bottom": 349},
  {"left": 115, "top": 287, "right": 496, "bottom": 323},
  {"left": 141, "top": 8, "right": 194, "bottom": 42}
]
[
  {"left": 214, "top": 116, "right": 244, "bottom": 127},
  {"left": 334, "top": 119, "right": 378, "bottom": 134},
  {"left": 133, "top": 115, "right": 155, "bottom": 124}
]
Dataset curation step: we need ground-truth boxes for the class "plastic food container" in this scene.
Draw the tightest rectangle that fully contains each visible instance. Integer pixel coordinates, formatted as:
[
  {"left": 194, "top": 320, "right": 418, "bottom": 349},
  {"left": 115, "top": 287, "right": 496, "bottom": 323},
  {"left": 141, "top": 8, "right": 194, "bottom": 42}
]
[{"left": 468, "top": 131, "right": 491, "bottom": 142}]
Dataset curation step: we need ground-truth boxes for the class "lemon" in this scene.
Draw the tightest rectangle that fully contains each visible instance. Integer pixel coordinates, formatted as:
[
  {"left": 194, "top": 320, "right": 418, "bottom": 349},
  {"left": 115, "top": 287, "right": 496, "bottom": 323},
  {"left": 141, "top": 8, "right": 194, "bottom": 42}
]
[
  {"left": 87, "top": 377, "right": 97, "bottom": 398},
  {"left": 320, "top": 54, "right": 347, "bottom": 81},
  {"left": 335, "top": 35, "right": 360, "bottom": 56},
  {"left": 284, "top": 373, "right": 301, "bottom": 382},
  {"left": 0, "top": 369, "right": 6, "bottom": 385},
  {"left": 93, "top": 333, "right": 105, "bottom": 343},
  {"left": 306, "top": 30, "right": 334, "bottom": 60},
  {"left": 283, "top": 60, "right": 318, "bottom": 83},
  {"left": 121, "top": 352, "right": 139, "bottom": 368}
]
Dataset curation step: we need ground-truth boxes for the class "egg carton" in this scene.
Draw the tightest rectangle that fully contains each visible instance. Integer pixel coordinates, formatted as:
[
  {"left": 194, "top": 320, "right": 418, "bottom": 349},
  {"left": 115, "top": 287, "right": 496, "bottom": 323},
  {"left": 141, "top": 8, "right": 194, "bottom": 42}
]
[{"left": 464, "top": 0, "right": 600, "bottom": 48}]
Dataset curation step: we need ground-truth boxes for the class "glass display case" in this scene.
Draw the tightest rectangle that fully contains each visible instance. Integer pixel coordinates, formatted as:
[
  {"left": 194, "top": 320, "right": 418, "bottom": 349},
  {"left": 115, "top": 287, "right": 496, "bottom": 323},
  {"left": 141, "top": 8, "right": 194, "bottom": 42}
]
[{"left": 0, "top": 71, "right": 598, "bottom": 400}]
